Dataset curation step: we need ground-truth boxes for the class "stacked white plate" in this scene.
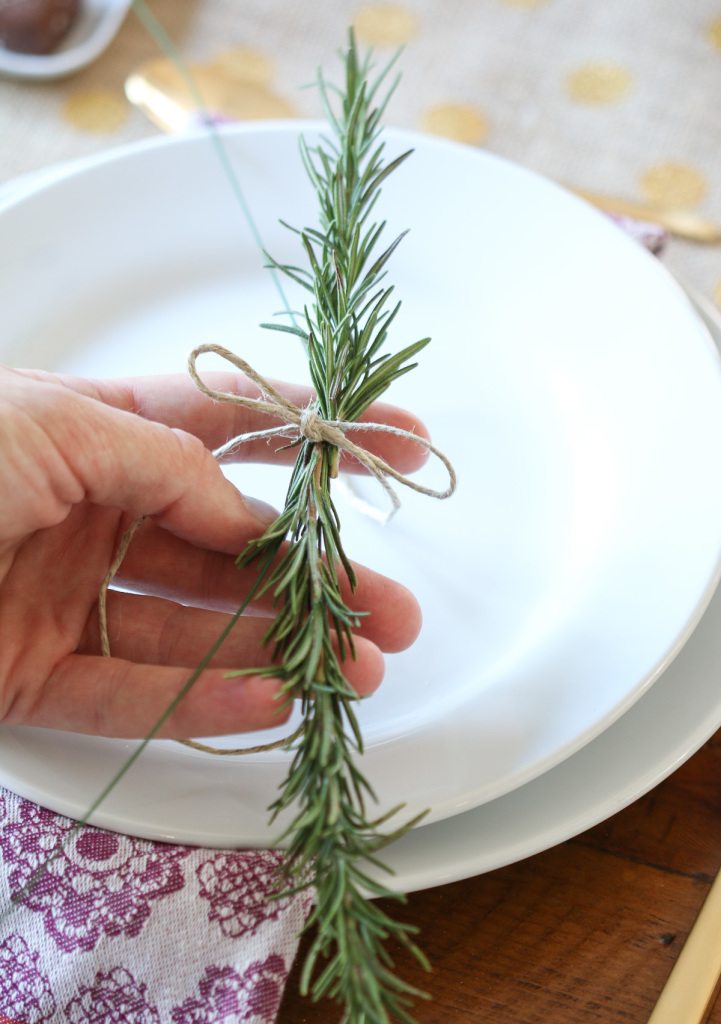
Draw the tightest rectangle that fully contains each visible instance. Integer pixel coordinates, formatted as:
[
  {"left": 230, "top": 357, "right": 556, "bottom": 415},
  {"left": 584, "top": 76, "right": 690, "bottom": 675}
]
[{"left": 2, "top": 124, "right": 721, "bottom": 893}]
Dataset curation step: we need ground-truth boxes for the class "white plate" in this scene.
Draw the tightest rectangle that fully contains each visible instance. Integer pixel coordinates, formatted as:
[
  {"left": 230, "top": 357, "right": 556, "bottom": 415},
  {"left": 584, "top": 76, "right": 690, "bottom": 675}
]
[
  {"left": 0, "top": 0, "right": 131, "bottom": 80},
  {"left": 2, "top": 125, "right": 721, "bottom": 844},
  {"left": 384, "top": 342, "right": 721, "bottom": 890}
]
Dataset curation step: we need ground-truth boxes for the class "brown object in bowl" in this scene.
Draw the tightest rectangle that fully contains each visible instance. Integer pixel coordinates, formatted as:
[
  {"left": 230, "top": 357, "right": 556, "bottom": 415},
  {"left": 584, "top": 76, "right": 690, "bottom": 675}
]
[{"left": 0, "top": 0, "right": 81, "bottom": 55}]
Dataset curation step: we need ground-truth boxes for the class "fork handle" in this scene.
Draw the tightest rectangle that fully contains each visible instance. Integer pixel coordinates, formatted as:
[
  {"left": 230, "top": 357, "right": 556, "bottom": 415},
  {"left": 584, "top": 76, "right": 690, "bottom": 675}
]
[{"left": 647, "top": 868, "right": 721, "bottom": 1023}]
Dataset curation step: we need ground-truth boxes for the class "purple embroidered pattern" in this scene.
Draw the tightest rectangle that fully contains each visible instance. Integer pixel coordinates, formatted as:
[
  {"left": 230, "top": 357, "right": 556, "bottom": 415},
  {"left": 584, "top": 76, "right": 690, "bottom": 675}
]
[
  {"left": 0, "top": 933, "right": 56, "bottom": 1023},
  {"left": 0, "top": 796, "right": 190, "bottom": 953},
  {"left": 196, "top": 851, "right": 289, "bottom": 939},
  {"left": 171, "top": 955, "right": 287, "bottom": 1024},
  {"left": 65, "top": 967, "right": 160, "bottom": 1024}
]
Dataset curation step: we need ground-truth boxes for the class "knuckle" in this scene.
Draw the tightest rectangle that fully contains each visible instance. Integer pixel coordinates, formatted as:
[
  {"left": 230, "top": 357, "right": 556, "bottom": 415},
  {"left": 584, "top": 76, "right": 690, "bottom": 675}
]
[
  {"left": 169, "top": 428, "right": 218, "bottom": 486},
  {"left": 171, "top": 427, "right": 208, "bottom": 463}
]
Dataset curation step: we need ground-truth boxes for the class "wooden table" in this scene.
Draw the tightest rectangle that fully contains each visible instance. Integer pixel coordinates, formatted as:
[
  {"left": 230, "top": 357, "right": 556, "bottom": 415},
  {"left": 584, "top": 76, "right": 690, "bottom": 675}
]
[{"left": 280, "top": 729, "right": 721, "bottom": 1023}]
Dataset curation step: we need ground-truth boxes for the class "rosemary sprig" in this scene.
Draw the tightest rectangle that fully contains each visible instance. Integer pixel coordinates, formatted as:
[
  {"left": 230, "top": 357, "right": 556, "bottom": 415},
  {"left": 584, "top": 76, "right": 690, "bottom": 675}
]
[
  {"left": 233, "top": 30, "right": 433, "bottom": 1024},
  {"left": 0, "top": 19, "right": 441, "bottom": 1020}
]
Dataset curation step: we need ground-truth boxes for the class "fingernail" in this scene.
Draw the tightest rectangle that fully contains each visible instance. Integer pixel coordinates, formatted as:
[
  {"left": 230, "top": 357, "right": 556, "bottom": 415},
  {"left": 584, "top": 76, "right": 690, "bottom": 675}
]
[{"left": 243, "top": 495, "right": 279, "bottom": 526}]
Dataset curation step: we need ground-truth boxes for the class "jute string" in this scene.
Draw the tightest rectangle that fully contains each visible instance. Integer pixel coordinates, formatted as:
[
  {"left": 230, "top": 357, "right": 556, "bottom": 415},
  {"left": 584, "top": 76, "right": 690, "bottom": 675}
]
[{"left": 98, "top": 342, "right": 456, "bottom": 756}]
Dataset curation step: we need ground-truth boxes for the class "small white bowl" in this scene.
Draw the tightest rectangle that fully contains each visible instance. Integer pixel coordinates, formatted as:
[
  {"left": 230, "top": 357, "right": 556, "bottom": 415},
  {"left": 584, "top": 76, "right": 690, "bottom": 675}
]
[{"left": 0, "top": 0, "right": 132, "bottom": 80}]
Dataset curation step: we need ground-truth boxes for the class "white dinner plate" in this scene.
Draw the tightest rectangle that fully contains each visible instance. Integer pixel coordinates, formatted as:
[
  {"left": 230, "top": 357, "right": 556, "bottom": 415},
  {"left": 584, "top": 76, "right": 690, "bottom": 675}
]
[
  {"left": 0, "top": 0, "right": 131, "bottom": 81},
  {"left": 384, "top": 304, "right": 721, "bottom": 889},
  {"left": 1, "top": 125, "right": 721, "bottom": 845}
]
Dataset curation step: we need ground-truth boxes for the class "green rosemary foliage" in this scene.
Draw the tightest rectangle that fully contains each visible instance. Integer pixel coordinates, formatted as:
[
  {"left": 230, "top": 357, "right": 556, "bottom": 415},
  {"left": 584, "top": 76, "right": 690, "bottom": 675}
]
[{"left": 234, "top": 30, "right": 433, "bottom": 1024}]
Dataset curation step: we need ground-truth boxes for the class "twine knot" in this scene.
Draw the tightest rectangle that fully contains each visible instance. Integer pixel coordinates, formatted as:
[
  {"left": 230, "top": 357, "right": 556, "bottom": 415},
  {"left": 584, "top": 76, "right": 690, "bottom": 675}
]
[
  {"left": 188, "top": 343, "right": 456, "bottom": 516},
  {"left": 299, "top": 407, "right": 326, "bottom": 445}
]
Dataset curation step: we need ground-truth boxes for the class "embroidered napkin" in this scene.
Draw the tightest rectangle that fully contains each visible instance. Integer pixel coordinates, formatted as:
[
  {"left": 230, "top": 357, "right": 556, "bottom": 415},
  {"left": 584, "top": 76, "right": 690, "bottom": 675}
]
[{"left": 0, "top": 789, "right": 312, "bottom": 1023}]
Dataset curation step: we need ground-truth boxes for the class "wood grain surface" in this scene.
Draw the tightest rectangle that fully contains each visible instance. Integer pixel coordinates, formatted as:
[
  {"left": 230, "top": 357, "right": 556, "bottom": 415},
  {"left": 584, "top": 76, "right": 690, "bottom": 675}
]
[{"left": 279, "top": 731, "right": 721, "bottom": 1023}]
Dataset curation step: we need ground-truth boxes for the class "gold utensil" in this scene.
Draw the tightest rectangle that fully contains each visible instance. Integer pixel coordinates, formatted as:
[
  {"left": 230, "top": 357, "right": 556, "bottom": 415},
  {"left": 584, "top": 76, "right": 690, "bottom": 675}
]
[
  {"left": 571, "top": 186, "right": 721, "bottom": 245},
  {"left": 124, "top": 59, "right": 721, "bottom": 247},
  {"left": 646, "top": 866, "right": 721, "bottom": 1023},
  {"left": 125, "top": 55, "right": 294, "bottom": 134}
]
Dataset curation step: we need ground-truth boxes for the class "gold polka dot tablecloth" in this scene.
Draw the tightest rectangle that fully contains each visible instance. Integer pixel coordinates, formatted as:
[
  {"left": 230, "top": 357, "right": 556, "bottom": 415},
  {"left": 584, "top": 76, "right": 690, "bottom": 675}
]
[{"left": 0, "top": 0, "right": 720, "bottom": 301}]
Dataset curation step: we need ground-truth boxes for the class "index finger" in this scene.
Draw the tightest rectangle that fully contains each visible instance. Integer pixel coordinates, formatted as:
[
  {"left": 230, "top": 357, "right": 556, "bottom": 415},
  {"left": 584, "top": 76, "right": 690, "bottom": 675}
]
[{"left": 17, "top": 368, "right": 430, "bottom": 475}]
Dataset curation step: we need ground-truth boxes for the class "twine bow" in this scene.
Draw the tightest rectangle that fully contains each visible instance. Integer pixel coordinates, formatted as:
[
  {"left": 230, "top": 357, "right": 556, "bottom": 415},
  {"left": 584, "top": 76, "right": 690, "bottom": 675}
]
[{"left": 188, "top": 343, "right": 456, "bottom": 514}]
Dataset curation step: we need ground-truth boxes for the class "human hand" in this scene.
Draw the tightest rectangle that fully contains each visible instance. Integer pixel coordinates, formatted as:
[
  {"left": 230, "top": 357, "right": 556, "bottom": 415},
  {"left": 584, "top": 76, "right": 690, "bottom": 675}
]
[{"left": 0, "top": 365, "right": 425, "bottom": 739}]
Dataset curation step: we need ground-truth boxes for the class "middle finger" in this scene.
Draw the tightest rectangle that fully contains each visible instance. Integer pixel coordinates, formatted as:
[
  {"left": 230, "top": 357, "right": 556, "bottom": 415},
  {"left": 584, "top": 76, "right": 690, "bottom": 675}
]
[
  {"left": 81, "top": 591, "right": 385, "bottom": 697},
  {"left": 114, "top": 520, "right": 422, "bottom": 653}
]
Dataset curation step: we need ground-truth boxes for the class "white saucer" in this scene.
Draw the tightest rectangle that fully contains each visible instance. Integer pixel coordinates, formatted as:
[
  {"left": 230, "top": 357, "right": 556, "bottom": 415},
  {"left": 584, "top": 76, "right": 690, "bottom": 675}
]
[{"left": 0, "top": 0, "right": 131, "bottom": 80}]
